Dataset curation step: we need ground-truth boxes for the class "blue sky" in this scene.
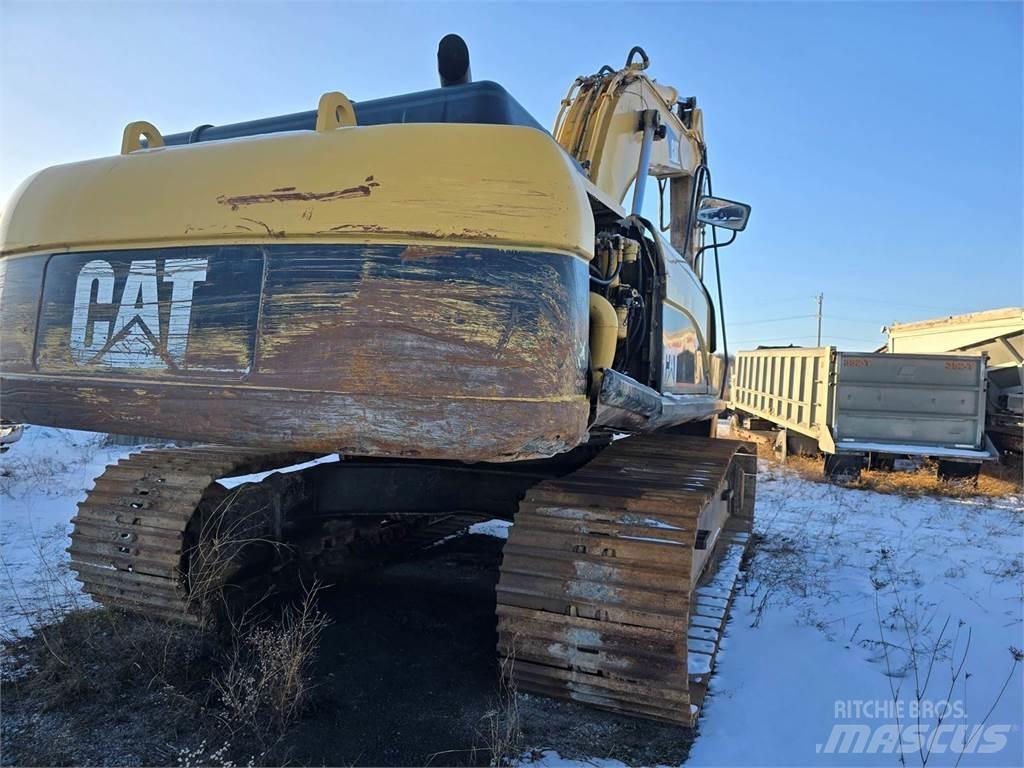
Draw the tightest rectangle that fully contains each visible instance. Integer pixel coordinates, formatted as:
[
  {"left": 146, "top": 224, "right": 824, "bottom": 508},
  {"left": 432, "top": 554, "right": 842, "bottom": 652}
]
[{"left": 2, "top": 1, "right": 1021, "bottom": 351}]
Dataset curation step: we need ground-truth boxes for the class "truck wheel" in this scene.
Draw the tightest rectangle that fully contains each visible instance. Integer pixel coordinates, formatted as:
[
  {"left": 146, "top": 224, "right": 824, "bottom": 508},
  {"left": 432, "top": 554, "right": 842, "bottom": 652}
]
[
  {"left": 824, "top": 453, "right": 862, "bottom": 483},
  {"left": 937, "top": 460, "right": 981, "bottom": 483},
  {"left": 867, "top": 453, "right": 896, "bottom": 472}
]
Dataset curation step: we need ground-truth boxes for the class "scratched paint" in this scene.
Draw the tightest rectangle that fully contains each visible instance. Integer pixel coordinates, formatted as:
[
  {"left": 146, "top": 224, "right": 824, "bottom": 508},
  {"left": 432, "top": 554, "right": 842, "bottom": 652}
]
[
  {"left": 2, "top": 243, "right": 590, "bottom": 461},
  {"left": 216, "top": 177, "right": 380, "bottom": 210},
  {"left": 0, "top": 380, "right": 588, "bottom": 460},
  {"left": 254, "top": 244, "right": 588, "bottom": 400}
]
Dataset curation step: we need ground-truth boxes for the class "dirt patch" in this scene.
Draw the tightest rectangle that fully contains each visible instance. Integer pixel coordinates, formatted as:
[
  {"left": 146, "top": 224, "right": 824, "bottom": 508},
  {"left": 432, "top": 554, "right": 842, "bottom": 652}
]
[
  {"left": 265, "top": 534, "right": 695, "bottom": 766},
  {"left": 1, "top": 609, "right": 216, "bottom": 766},
  {"left": 2, "top": 532, "right": 695, "bottom": 766}
]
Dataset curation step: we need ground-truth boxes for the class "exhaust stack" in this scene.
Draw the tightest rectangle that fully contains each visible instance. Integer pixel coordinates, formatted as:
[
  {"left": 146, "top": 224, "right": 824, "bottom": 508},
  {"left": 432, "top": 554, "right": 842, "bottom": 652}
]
[{"left": 437, "top": 34, "right": 472, "bottom": 87}]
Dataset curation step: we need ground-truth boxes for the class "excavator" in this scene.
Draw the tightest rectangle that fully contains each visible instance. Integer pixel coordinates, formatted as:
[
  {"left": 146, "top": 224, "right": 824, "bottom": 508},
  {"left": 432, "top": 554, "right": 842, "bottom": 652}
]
[{"left": 0, "top": 35, "right": 756, "bottom": 726}]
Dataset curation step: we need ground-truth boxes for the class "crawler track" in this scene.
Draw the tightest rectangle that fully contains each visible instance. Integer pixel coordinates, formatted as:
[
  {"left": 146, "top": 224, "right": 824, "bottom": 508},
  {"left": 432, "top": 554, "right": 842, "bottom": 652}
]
[
  {"left": 70, "top": 446, "right": 316, "bottom": 624},
  {"left": 496, "top": 434, "right": 756, "bottom": 726},
  {"left": 72, "top": 436, "right": 756, "bottom": 725},
  {"left": 69, "top": 446, "right": 489, "bottom": 624}
]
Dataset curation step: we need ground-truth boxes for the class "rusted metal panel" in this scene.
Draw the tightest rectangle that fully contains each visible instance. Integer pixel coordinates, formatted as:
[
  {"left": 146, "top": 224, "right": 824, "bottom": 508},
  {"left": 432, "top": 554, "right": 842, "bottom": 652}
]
[
  {"left": 1, "top": 377, "right": 590, "bottom": 462},
  {"left": 0, "top": 255, "right": 45, "bottom": 370},
  {"left": 833, "top": 351, "right": 988, "bottom": 450},
  {"left": 1, "top": 244, "right": 590, "bottom": 461}
]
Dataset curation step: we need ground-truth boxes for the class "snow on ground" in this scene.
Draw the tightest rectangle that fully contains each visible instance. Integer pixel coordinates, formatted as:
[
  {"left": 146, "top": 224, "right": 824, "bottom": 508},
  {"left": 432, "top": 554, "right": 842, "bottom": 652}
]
[
  {"left": 2, "top": 428, "right": 1021, "bottom": 766},
  {"left": 532, "top": 460, "right": 1024, "bottom": 768},
  {"left": 689, "top": 461, "right": 1022, "bottom": 767},
  {"left": 0, "top": 428, "right": 340, "bottom": 638},
  {"left": 0, "top": 427, "right": 135, "bottom": 638}
]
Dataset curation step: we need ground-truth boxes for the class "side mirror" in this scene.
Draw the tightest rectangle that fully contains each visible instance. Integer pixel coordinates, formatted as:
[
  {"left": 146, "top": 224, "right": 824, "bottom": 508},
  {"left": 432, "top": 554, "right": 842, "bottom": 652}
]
[{"left": 696, "top": 196, "right": 751, "bottom": 232}]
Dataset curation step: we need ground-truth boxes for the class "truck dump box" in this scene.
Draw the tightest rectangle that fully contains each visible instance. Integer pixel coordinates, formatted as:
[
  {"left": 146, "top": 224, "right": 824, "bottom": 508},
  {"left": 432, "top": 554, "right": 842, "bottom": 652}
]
[
  {"left": 729, "top": 347, "right": 997, "bottom": 474},
  {"left": 887, "top": 308, "right": 1023, "bottom": 454}
]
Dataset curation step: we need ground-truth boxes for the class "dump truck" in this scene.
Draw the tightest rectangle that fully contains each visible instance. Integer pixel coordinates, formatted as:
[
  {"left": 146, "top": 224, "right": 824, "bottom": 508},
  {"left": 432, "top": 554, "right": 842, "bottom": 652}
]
[
  {"left": 886, "top": 308, "right": 1023, "bottom": 455},
  {"left": 730, "top": 346, "right": 997, "bottom": 480},
  {"left": 0, "top": 36, "right": 756, "bottom": 725}
]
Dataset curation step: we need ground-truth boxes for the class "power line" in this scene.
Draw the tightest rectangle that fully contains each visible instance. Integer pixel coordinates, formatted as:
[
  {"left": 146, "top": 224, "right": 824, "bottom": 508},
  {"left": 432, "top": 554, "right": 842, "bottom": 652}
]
[
  {"left": 734, "top": 294, "right": 815, "bottom": 310},
  {"left": 731, "top": 334, "right": 817, "bottom": 344},
  {"left": 731, "top": 313, "right": 886, "bottom": 326},
  {"left": 733, "top": 291, "right": 962, "bottom": 318},
  {"left": 731, "top": 290, "right": 884, "bottom": 348},
  {"left": 731, "top": 333, "right": 880, "bottom": 345},
  {"left": 828, "top": 314, "right": 890, "bottom": 324},
  {"left": 827, "top": 293, "right": 960, "bottom": 314},
  {"left": 729, "top": 314, "right": 816, "bottom": 326}
]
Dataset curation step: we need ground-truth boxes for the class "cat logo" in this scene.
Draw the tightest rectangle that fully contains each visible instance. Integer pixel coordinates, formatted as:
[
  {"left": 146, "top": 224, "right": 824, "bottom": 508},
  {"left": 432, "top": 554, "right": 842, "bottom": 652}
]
[{"left": 69, "top": 257, "right": 208, "bottom": 369}]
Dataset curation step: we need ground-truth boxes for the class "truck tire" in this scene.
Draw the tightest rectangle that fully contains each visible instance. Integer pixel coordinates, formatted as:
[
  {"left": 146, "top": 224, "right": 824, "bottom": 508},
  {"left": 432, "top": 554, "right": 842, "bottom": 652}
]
[
  {"left": 824, "top": 453, "right": 863, "bottom": 483},
  {"left": 867, "top": 453, "right": 896, "bottom": 472},
  {"left": 937, "top": 460, "right": 981, "bottom": 483}
]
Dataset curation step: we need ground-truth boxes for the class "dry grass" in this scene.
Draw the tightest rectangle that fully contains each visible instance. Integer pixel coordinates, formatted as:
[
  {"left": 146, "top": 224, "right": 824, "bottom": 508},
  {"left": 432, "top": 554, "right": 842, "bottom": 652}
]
[
  {"left": 870, "top": 557, "right": 1024, "bottom": 766},
  {"left": 0, "top": 518, "right": 211, "bottom": 714},
  {"left": 1, "top": 433, "right": 327, "bottom": 766},
  {"left": 480, "top": 650, "right": 523, "bottom": 766},
  {"left": 725, "top": 423, "right": 1021, "bottom": 499},
  {"left": 426, "top": 644, "right": 524, "bottom": 767},
  {"left": 2, "top": 605, "right": 210, "bottom": 715},
  {"left": 215, "top": 581, "right": 331, "bottom": 737},
  {"left": 2, "top": 494, "right": 327, "bottom": 765},
  {"left": 0, "top": 524, "right": 91, "bottom": 647},
  {"left": 784, "top": 454, "right": 1021, "bottom": 499},
  {"left": 184, "top": 482, "right": 297, "bottom": 627},
  {"left": 3, "top": 582, "right": 328, "bottom": 765}
]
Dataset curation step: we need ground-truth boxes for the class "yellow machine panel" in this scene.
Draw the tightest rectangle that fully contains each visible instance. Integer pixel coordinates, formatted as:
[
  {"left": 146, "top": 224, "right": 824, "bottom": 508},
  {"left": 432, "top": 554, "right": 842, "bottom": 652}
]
[{"left": 3, "top": 124, "right": 594, "bottom": 259}]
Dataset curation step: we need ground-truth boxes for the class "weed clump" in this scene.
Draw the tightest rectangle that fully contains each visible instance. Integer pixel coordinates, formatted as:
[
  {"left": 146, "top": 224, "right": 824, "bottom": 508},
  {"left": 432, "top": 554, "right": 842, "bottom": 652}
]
[{"left": 215, "top": 582, "right": 331, "bottom": 735}]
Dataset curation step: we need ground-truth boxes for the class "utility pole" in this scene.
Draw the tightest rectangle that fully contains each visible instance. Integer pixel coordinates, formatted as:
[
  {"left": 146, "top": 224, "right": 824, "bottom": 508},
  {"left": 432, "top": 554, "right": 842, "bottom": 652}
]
[{"left": 815, "top": 293, "right": 823, "bottom": 346}]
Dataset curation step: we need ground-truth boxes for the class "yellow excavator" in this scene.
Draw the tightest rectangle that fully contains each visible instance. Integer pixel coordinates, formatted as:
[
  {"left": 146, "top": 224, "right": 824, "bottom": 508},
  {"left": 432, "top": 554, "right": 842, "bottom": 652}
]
[{"left": 0, "top": 35, "right": 755, "bottom": 725}]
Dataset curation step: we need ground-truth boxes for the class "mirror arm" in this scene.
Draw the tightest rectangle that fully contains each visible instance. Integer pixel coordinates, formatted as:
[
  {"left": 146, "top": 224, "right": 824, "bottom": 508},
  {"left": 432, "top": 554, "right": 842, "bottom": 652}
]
[
  {"left": 694, "top": 224, "right": 736, "bottom": 401},
  {"left": 710, "top": 225, "right": 732, "bottom": 401},
  {"left": 684, "top": 164, "right": 711, "bottom": 266},
  {"left": 694, "top": 228, "right": 736, "bottom": 276}
]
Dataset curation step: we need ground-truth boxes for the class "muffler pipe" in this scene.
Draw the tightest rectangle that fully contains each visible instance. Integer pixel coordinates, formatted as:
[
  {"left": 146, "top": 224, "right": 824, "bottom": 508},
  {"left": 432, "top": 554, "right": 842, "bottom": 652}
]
[{"left": 438, "top": 34, "right": 472, "bottom": 87}]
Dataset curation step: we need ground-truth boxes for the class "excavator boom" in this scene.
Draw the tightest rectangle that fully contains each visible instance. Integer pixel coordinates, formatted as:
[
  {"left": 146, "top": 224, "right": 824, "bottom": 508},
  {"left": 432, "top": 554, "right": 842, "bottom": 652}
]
[{"left": 555, "top": 48, "right": 704, "bottom": 201}]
